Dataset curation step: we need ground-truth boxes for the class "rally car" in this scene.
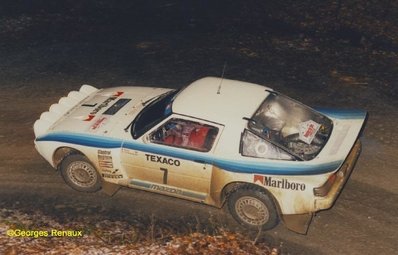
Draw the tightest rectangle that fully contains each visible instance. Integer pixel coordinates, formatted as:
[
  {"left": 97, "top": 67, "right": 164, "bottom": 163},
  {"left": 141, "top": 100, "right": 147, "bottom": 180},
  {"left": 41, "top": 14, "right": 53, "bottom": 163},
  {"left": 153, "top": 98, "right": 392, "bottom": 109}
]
[{"left": 33, "top": 77, "right": 366, "bottom": 233}]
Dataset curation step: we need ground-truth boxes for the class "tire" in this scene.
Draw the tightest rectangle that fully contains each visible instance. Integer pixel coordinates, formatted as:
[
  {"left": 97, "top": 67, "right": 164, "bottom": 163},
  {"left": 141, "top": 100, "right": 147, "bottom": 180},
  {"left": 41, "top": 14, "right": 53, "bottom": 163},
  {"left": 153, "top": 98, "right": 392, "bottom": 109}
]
[
  {"left": 60, "top": 154, "right": 101, "bottom": 192},
  {"left": 227, "top": 187, "right": 279, "bottom": 230}
]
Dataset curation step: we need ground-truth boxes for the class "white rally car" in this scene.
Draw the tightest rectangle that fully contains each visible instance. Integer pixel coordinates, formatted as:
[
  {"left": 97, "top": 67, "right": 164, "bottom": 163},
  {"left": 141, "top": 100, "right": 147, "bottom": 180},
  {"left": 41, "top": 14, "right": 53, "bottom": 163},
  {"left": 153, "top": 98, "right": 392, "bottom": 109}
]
[{"left": 34, "top": 77, "right": 366, "bottom": 233}]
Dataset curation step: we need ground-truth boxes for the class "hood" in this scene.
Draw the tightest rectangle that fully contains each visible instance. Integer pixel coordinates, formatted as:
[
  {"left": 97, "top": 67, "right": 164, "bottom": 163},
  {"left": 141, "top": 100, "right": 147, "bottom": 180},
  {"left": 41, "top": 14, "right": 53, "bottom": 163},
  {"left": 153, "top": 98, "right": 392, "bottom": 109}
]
[{"left": 34, "top": 85, "right": 172, "bottom": 138}]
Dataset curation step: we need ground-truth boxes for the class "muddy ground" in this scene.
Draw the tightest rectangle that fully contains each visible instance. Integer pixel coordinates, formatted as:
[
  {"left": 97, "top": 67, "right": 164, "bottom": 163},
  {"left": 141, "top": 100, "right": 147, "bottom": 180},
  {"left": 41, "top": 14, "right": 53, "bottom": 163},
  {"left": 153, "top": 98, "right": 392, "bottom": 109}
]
[{"left": 0, "top": 1, "right": 397, "bottom": 254}]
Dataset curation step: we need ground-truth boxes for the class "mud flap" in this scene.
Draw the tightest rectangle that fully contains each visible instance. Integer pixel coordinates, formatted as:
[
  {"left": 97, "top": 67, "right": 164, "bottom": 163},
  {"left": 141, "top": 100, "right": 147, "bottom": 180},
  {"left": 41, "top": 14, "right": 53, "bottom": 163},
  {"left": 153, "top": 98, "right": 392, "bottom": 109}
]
[
  {"left": 101, "top": 182, "right": 121, "bottom": 196},
  {"left": 282, "top": 213, "right": 313, "bottom": 234}
]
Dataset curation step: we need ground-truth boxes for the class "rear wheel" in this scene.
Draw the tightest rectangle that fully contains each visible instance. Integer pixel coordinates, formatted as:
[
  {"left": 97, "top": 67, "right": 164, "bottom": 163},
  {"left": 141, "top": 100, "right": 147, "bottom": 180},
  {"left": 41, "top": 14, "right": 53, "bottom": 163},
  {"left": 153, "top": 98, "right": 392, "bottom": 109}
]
[
  {"left": 60, "top": 154, "right": 101, "bottom": 192},
  {"left": 228, "top": 187, "right": 279, "bottom": 230}
]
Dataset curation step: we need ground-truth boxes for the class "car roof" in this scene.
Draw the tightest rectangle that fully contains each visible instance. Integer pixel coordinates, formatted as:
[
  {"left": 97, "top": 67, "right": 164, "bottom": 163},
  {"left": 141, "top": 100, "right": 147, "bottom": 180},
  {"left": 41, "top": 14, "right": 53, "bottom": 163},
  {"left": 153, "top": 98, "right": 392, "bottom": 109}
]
[{"left": 172, "top": 77, "right": 271, "bottom": 126}]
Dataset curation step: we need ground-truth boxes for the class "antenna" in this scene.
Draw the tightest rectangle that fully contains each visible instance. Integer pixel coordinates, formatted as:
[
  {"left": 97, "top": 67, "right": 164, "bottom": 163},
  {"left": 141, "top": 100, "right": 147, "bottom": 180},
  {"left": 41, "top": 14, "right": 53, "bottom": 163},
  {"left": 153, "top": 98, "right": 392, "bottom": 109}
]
[{"left": 217, "top": 62, "right": 227, "bottom": 94}]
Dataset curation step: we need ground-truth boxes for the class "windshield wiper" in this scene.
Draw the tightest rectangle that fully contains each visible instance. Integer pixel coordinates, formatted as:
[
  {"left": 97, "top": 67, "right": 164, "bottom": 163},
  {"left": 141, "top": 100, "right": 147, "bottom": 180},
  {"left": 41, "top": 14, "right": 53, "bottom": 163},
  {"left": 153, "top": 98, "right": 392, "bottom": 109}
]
[
  {"left": 141, "top": 96, "right": 158, "bottom": 106},
  {"left": 243, "top": 117, "right": 257, "bottom": 125},
  {"left": 124, "top": 121, "right": 133, "bottom": 133},
  {"left": 265, "top": 89, "right": 278, "bottom": 95}
]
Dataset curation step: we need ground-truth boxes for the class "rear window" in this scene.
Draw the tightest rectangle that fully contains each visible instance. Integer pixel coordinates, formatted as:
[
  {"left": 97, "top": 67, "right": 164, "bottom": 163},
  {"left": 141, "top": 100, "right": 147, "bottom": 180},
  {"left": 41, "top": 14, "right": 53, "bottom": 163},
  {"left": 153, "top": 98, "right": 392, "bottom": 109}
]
[{"left": 245, "top": 93, "right": 333, "bottom": 160}]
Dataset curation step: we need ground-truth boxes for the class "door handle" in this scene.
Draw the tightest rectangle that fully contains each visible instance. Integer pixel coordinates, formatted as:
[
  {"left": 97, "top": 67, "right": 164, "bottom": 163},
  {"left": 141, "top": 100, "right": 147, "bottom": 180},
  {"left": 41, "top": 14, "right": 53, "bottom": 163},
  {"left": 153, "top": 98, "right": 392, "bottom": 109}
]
[{"left": 194, "top": 159, "right": 206, "bottom": 164}]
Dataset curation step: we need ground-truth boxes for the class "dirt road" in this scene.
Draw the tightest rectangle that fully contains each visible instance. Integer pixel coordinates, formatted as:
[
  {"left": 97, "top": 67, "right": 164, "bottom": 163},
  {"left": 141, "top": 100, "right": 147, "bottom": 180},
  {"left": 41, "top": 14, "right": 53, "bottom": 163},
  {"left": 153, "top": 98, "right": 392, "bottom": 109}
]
[{"left": 0, "top": 66, "right": 397, "bottom": 254}]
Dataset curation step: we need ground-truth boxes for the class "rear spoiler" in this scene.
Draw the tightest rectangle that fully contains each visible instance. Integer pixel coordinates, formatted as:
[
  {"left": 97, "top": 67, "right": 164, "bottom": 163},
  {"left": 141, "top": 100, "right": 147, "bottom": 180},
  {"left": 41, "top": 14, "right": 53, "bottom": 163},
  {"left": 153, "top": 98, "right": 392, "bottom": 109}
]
[{"left": 33, "top": 85, "right": 98, "bottom": 137}]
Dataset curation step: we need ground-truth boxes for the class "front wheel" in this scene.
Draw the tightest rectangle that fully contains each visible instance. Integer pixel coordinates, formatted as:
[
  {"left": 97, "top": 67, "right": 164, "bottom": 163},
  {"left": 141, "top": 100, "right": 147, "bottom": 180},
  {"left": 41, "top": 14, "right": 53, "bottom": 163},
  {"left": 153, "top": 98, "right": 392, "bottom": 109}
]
[
  {"left": 227, "top": 187, "right": 279, "bottom": 230},
  {"left": 60, "top": 154, "right": 101, "bottom": 192}
]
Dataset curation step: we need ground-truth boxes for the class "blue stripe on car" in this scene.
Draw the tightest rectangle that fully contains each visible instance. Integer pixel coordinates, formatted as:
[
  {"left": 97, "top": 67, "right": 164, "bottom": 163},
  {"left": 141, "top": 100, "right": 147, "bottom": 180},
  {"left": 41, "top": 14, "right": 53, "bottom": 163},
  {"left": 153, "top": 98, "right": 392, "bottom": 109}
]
[
  {"left": 36, "top": 132, "right": 342, "bottom": 175},
  {"left": 37, "top": 132, "right": 123, "bottom": 148},
  {"left": 315, "top": 108, "right": 367, "bottom": 119}
]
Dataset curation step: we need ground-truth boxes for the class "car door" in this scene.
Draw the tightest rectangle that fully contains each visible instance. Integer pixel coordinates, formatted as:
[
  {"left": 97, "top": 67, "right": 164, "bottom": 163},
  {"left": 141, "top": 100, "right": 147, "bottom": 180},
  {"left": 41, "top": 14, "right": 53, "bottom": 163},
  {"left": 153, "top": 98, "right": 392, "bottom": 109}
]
[{"left": 120, "top": 115, "right": 222, "bottom": 201}]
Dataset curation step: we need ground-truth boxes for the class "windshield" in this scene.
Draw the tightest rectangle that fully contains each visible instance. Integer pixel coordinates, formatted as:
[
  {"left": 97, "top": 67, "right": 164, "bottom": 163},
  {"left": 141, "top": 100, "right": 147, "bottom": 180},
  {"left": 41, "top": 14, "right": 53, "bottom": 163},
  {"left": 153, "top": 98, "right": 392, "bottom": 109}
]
[
  {"left": 131, "top": 90, "right": 179, "bottom": 139},
  {"left": 248, "top": 93, "right": 333, "bottom": 160}
]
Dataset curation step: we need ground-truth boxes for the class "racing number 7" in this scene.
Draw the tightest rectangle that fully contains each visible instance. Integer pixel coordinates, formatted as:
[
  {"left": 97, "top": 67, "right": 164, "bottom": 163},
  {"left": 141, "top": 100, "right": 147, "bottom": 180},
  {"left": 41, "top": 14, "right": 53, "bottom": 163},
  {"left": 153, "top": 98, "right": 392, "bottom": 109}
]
[{"left": 160, "top": 168, "right": 168, "bottom": 184}]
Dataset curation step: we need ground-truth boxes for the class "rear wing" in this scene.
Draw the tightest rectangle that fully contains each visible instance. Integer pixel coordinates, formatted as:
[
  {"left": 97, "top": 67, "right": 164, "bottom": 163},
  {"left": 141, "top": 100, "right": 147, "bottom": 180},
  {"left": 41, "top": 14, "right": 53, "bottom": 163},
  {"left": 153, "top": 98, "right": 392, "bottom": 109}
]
[{"left": 33, "top": 85, "right": 98, "bottom": 137}]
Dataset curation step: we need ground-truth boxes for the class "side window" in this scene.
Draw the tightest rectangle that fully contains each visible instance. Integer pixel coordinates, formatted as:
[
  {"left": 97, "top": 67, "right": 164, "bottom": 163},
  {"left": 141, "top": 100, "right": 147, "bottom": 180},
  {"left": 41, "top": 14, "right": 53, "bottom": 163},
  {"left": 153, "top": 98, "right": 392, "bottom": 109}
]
[{"left": 150, "top": 118, "right": 219, "bottom": 152}]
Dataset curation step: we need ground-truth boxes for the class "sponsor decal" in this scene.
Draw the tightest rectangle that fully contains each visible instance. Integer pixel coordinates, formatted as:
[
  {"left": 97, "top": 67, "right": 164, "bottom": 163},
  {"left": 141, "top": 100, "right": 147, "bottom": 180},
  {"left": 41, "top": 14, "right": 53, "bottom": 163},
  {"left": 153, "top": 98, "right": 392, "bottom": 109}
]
[
  {"left": 102, "top": 173, "right": 123, "bottom": 179},
  {"left": 254, "top": 174, "right": 306, "bottom": 191},
  {"left": 299, "top": 120, "right": 320, "bottom": 144},
  {"left": 89, "top": 116, "right": 108, "bottom": 132},
  {"left": 145, "top": 154, "right": 181, "bottom": 166},
  {"left": 101, "top": 168, "right": 119, "bottom": 174},
  {"left": 84, "top": 115, "right": 95, "bottom": 121},
  {"left": 122, "top": 148, "right": 139, "bottom": 156},
  {"left": 130, "top": 179, "right": 207, "bottom": 200},
  {"left": 150, "top": 184, "right": 183, "bottom": 195},
  {"left": 98, "top": 150, "right": 113, "bottom": 169},
  {"left": 83, "top": 91, "right": 124, "bottom": 121},
  {"left": 100, "top": 169, "right": 113, "bottom": 173}
]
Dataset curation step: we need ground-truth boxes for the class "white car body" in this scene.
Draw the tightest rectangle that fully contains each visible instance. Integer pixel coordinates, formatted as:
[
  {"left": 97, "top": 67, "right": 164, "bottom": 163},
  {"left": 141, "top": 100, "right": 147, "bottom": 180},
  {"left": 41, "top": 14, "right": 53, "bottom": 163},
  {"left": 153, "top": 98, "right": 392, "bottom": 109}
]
[{"left": 34, "top": 77, "right": 366, "bottom": 233}]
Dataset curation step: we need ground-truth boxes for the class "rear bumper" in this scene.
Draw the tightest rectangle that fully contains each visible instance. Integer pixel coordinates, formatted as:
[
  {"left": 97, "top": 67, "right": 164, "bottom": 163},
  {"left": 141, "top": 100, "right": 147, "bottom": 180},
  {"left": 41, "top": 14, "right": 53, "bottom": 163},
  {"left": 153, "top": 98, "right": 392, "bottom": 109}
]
[{"left": 314, "top": 139, "right": 361, "bottom": 210}]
